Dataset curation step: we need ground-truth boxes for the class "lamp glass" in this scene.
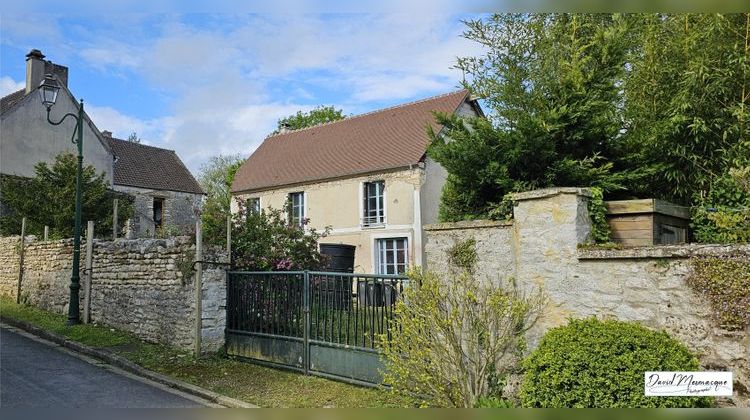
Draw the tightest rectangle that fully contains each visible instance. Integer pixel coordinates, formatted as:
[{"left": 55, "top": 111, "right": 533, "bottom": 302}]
[{"left": 38, "top": 76, "right": 60, "bottom": 109}]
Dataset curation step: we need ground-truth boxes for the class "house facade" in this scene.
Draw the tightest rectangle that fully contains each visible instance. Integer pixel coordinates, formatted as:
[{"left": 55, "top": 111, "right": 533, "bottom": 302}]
[
  {"left": 231, "top": 90, "right": 482, "bottom": 274},
  {"left": 0, "top": 49, "right": 204, "bottom": 237}
]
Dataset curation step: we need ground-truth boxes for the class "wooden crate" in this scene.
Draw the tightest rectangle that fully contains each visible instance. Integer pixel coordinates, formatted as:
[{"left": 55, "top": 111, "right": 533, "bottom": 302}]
[{"left": 604, "top": 199, "right": 691, "bottom": 246}]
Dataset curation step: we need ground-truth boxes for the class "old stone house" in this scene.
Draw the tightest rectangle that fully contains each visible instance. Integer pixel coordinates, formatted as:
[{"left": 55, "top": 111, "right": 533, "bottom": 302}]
[
  {"left": 231, "top": 90, "right": 483, "bottom": 274},
  {"left": 0, "top": 49, "right": 204, "bottom": 237},
  {"left": 106, "top": 133, "right": 204, "bottom": 238}
]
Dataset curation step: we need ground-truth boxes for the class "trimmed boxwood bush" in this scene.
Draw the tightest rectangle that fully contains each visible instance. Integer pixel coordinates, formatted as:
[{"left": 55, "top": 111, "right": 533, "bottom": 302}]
[{"left": 520, "top": 318, "right": 714, "bottom": 408}]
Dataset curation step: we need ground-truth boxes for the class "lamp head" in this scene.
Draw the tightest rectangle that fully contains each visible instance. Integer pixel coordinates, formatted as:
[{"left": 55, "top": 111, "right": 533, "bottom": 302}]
[{"left": 38, "top": 74, "right": 60, "bottom": 110}]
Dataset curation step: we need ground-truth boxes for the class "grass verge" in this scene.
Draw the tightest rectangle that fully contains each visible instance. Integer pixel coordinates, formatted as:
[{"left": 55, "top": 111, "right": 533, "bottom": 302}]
[{"left": 0, "top": 297, "right": 408, "bottom": 408}]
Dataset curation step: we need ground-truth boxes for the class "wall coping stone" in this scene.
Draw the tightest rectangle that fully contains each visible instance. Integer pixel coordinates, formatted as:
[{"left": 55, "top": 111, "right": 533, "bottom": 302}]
[
  {"left": 578, "top": 243, "right": 750, "bottom": 260},
  {"left": 424, "top": 219, "right": 513, "bottom": 231},
  {"left": 510, "top": 187, "right": 592, "bottom": 202}
]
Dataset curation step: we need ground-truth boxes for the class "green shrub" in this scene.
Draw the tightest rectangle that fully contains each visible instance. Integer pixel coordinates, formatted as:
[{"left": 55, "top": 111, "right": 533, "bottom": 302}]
[
  {"left": 691, "top": 167, "right": 750, "bottom": 244},
  {"left": 231, "top": 200, "right": 329, "bottom": 271},
  {"left": 381, "top": 270, "right": 544, "bottom": 407},
  {"left": 520, "top": 318, "right": 713, "bottom": 408},
  {"left": 587, "top": 187, "right": 612, "bottom": 244},
  {"left": 0, "top": 154, "right": 133, "bottom": 238}
]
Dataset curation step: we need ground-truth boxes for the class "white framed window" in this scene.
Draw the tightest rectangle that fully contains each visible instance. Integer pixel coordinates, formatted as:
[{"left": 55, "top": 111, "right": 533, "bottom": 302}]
[
  {"left": 362, "top": 180, "right": 385, "bottom": 227},
  {"left": 246, "top": 197, "right": 260, "bottom": 214},
  {"left": 288, "top": 192, "right": 305, "bottom": 227},
  {"left": 376, "top": 237, "right": 408, "bottom": 275}
]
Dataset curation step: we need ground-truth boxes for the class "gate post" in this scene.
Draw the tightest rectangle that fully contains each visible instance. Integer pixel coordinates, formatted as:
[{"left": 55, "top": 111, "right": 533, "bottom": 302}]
[{"left": 303, "top": 270, "right": 310, "bottom": 375}]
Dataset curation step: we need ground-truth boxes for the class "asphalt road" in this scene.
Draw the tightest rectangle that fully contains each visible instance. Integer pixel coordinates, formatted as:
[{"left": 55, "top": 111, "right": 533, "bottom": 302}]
[{"left": 0, "top": 326, "right": 205, "bottom": 408}]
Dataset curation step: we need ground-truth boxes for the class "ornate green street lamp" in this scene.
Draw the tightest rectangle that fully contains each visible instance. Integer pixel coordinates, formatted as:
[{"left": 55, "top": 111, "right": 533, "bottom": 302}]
[{"left": 39, "top": 74, "right": 83, "bottom": 325}]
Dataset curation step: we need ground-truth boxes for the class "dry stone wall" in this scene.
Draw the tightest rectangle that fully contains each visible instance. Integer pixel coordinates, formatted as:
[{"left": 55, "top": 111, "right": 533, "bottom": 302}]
[
  {"left": 0, "top": 235, "right": 226, "bottom": 353},
  {"left": 424, "top": 187, "right": 749, "bottom": 407}
]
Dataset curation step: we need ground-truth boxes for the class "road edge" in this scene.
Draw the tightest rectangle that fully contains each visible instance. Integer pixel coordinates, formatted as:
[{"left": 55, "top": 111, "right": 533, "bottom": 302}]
[{"left": 0, "top": 316, "right": 256, "bottom": 408}]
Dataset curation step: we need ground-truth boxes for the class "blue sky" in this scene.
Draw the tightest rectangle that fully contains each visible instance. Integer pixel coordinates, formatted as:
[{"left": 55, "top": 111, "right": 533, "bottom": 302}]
[{"left": 1, "top": 12, "right": 485, "bottom": 173}]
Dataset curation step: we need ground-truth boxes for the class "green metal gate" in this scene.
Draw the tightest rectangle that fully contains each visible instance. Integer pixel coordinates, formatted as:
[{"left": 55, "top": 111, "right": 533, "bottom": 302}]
[{"left": 225, "top": 270, "right": 407, "bottom": 386}]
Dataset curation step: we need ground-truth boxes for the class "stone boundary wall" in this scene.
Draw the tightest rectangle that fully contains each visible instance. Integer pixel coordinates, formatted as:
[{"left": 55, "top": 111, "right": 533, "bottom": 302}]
[
  {"left": 424, "top": 187, "right": 749, "bottom": 407},
  {"left": 0, "top": 235, "right": 226, "bottom": 353}
]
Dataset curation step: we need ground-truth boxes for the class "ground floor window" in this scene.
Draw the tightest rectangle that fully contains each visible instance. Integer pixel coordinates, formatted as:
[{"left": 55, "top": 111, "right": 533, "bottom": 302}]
[{"left": 376, "top": 237, "right": 408, "bottom": 274}]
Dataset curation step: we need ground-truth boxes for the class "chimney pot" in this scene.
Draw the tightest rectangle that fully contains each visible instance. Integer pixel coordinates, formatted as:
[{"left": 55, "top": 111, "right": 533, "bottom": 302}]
[
  {"left": 26, "top": 49, "right": 45, "bottom": 60},
  {"left": 102, "top": 130, "right": 112, "bottom": 138}
]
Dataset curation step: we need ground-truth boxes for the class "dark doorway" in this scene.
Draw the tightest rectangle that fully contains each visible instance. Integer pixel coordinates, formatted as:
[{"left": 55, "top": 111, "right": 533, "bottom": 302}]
[{"left": 153, "top": 198, "right": 164, "bottom": 229}]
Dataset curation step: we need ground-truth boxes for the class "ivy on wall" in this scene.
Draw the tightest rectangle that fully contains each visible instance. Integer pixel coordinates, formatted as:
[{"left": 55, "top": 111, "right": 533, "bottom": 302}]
[
  {"left": 587, "top": 187, "right": 612, "bottom": 244},
  {"left": 687, "top": 255, "right": 750, "bottom": 330},
  {"left": 447, "top": 238, "right": 478, "bottom": 274}
]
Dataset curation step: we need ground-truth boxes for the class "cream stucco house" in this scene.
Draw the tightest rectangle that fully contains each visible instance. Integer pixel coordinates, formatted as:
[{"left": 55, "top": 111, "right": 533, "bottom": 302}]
[{"left": 231, "top": 90, "right": 482, "bottom": 274}]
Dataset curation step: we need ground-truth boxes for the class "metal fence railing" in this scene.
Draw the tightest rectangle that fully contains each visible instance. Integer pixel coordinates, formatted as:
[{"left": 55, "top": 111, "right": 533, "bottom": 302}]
[{"left": 225, "top": 270, "right": 408, "bottom": 385}]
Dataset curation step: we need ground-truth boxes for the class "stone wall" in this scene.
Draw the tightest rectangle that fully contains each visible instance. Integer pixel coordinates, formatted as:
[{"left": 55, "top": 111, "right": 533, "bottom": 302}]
[
  {"left": 424, "top": 187, "right": 749, "bottom": 407},
  {"left": 114, "top": 185, "right": 202, "bottom": 239},
  {"left": 0, "top": 235, "right": 226, "bottom": 353}
]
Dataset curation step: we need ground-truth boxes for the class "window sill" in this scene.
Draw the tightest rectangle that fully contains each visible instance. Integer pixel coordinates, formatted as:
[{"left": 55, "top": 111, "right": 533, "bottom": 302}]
[{"left": 360, "top": 223, "right": 386, "bottom": 230}]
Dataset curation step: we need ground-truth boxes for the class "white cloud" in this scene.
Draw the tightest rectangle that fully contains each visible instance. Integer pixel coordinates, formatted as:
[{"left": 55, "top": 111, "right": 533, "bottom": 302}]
[
  {"left": 4, "top": 13, "right": 485, "bottom": 174},
  {"left": 0, "top": 76, "right": 25, "bottom": 96},
  {"left": 79, "top": 45, "right": 142, "bottom": 71},
  {"left": 85, "top": 101, "right": 316, "bottom": 174}
]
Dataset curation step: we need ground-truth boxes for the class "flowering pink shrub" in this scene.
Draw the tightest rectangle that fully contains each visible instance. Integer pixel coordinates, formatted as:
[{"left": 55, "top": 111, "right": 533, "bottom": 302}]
[{"left": 231, "top": 199, "right": 330, "bottom": 271}]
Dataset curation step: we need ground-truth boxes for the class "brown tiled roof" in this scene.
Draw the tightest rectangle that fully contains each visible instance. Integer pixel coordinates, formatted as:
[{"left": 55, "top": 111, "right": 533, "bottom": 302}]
[
  {"left": 1, "top": 89, "right": 26, "bottom": 115},
  {"left": 232, "top": 89, "right": 471, "bottom": 193},
  {"left": 108, "top": 137, "right": 204, "bottom": 195}
]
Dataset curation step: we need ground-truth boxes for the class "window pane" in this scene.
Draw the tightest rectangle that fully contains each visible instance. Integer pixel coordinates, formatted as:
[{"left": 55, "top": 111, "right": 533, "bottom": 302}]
[
  {"left": 288, "top": 192, "right": 304, "bottom": 226},
  {"left": 363, "top": 181, "right": 385, "bottom": 225},
  {"left": 377, "top": 237, "right": 407, "bottom": 274},
  {"left": 247, "top": 198, "right": 260, "bottom": 213}
]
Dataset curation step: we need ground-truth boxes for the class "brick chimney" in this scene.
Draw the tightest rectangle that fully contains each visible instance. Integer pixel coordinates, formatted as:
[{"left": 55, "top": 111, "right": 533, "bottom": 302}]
[{"left": 25, "top": 49, "right": 69, "bottom": 94}]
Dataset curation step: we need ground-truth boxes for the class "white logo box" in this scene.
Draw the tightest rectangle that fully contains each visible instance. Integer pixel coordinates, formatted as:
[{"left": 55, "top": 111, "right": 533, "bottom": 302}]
[{"left": 645, "top": 371, "right": 733, "bottom": 397}]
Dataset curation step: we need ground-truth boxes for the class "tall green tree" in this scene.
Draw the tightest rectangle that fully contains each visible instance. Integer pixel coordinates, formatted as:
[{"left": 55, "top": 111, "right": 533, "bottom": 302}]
[
  {"left": 0, "top": 153, "right": 132, "bottom": 238},
  {"left": 430, "top": 14, "right": 632, "bottom": 221},
  {"left": 622, "top": 13, "right": 750, "bottom": 204},
  {"left": 273, "top": 105, "right": 345, "bottom": 134},
  {"left": 198, "top": 154, "right": 244, "bottom": 247},
  {"left": 431, "top": 13, "right": 750, "bottom": 223}
]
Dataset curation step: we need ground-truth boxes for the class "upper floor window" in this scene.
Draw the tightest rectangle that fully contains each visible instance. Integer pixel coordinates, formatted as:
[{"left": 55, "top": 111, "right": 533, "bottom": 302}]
[
  {"left": 362, "top": 180, "right": 384, "bottom": 227},
  {"left": 288, "top": 192, "right": 305, "bottom": 227},
  {"left": 246, "top": 197, "right": 260, "bottom": 214}
]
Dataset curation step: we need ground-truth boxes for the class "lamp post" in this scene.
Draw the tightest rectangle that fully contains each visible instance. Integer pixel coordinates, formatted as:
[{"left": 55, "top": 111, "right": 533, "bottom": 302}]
[{"left": 39, "top": 74, "right": 83, "bottom": 325}]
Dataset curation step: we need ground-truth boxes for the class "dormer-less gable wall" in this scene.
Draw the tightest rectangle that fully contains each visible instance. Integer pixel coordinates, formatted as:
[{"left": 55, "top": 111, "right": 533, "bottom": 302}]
[{"left": 0, "top": 89, "right": 114, "bottom": 184}]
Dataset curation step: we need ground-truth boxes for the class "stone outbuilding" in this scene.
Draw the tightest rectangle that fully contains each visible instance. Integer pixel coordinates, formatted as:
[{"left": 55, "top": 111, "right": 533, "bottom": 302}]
[{"left": 106, "top": 133, "right": 204, "bottom": 238}]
